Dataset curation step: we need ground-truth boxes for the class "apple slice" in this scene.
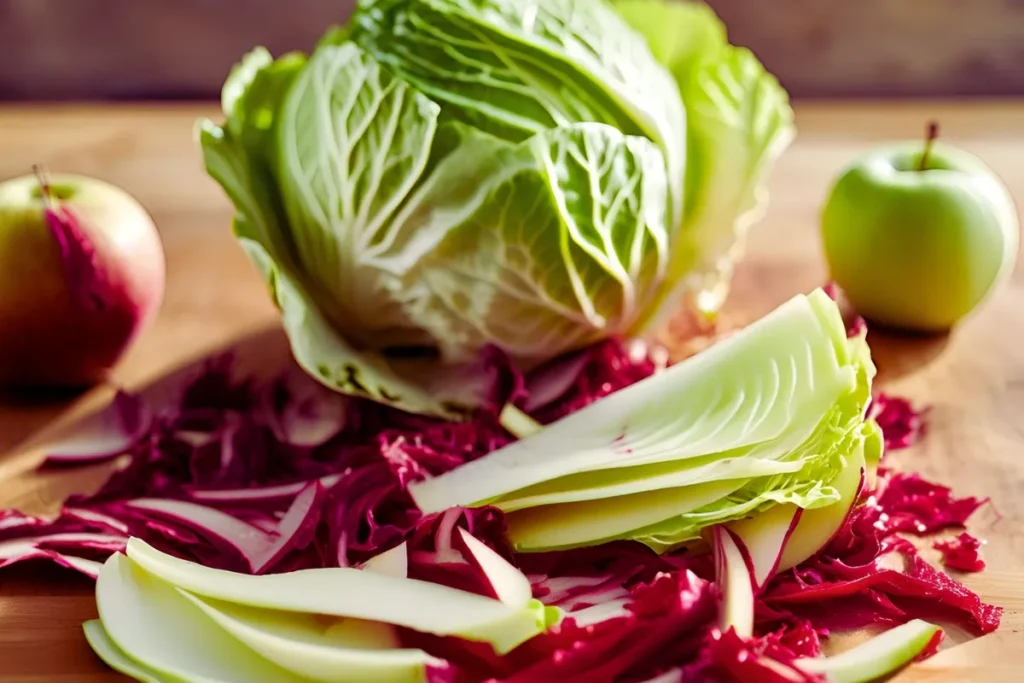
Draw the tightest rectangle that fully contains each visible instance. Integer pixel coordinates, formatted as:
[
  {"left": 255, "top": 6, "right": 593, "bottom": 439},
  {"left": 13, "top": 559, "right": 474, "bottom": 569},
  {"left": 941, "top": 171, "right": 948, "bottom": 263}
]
[
  {"left": 795, "top": 619, "right": 942, "bottom": 683},
  {"left": 712, "top": 526, "right": 755, "bottom": 638},
  {"left": 179, "top": 590, "right": 442, "bottom": 683},
  {"left": 458, "top": 528, "right": 532, "bottom": 607},
  {"left": 95, "top": 553, "right": 310, "bottom": 682},
  {"left": 82, "top": 620, "right": 163, "bottom": 683},
  {"left": 125, "top": 537, "right": 550, "bottom": 654},
  {"left": 725, "top": 502, "right": 802, "bottom": 590},
  {"left": 714, "top": 430, "right": 875, "bottom": 594},
  {"left": 362, "top": 542, "right": 409, "bottom": 578},
  {"left": 776, "top": 432, "right": 870, "bottom": 573}
]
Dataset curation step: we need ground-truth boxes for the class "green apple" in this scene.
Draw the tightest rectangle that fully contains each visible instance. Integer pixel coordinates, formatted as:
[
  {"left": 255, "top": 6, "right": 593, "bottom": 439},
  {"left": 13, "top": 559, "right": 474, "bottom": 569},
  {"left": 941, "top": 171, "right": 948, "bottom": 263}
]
[
  {"left": 821, "top": 129, "right": 1019, "bottom": 332},
  {"left": 0, "top": 171, "right": 165, "bottom": 388}
]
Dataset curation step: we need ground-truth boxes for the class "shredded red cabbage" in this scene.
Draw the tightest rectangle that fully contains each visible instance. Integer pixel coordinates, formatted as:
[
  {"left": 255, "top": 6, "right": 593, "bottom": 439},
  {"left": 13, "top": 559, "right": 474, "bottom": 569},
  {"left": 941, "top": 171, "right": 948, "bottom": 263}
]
[
  {"left": 41, "top": 390, "right": 152, "bottom": 466},
  {"left": 0, "top": 335, "right": 1002, "bottom": 682},
  {"left": 475, "top": 571, "right": 720, "bottom": 683},
  {"left": 521, "top": 338, "right": 659, "bottom": 425},
  {"left": 404, "top": 506, "right": 514, "bottom": 600},
  {"left": 758, "top": 449, "right": 1000, "bottom": 637},
  {"left": 868, "top": 394, "right": 925, "bottom": 451},
  {"left": 871, "top": 472, "right": 987, "bottom": 536},
  {"left": 679, "top": 627, "right": 823, "bottom": 683},
  {"left": 934, "top": 533, "right": 987, "bottom": 573}
]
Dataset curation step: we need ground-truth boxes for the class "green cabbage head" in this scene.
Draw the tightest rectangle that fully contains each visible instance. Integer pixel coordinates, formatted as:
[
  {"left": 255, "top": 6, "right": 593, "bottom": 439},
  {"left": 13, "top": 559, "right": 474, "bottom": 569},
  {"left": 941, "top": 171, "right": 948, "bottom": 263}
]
[{"left": 199, "top": 0, "right": 794, "bottom": 420}]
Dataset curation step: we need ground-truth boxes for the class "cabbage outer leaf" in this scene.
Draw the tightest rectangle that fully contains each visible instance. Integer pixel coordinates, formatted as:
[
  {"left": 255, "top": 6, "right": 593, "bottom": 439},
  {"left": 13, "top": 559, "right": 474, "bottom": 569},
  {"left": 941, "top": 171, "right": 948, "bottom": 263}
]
[
  {"left": 615, "top": 0, "right": 795, "bottom": 327},
  {"left": 200, "top": 46, "right": 487, "bottom": 418},
  {"left": 276, "top": 41, "right": 440, "bottom": 348},
  {"left": 351, "top": 0, "right": 687, "bottom": 228},
  {"left": 201, "top": 40, "right": 676, "bottom": 417}
]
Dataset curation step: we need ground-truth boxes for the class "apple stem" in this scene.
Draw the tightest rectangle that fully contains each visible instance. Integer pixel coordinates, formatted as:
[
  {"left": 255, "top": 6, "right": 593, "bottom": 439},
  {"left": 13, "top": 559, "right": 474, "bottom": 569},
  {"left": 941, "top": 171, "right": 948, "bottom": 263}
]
[
  {"left": 918, "top": 121, "right": 939, "bottom": 172},
  {"left": 32, "top": 163, "right": 54, "bottom": 208}
]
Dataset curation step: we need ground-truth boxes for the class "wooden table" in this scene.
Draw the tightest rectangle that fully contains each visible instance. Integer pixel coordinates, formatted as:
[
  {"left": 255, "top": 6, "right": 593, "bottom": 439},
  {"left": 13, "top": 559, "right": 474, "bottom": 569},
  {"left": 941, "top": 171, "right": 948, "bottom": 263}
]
[{"left": 1, "top": 102, "right": 1022, "bottom": 681}]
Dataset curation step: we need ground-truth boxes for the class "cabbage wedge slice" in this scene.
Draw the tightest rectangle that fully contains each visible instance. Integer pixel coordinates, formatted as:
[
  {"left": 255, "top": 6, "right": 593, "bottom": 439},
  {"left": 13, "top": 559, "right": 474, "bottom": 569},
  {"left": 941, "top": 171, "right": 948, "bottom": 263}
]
[
  {"left": 125, "top": 538, "right": 553, "bottom": 655},
  {"left": 507, "top": 477, "right": 750, "bottom": 551},
  {"left": 409, "top": 289, "right": 874, "bottom": 553}
]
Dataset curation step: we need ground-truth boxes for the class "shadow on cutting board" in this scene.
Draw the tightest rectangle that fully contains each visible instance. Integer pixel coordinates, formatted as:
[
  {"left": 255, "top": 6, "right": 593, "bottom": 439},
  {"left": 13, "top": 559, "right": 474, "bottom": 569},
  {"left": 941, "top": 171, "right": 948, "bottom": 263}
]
[
  {"left": 0, "top": 324, "right": 296, "bottom": 515},
  {"left": 0, "top": 312, "right": 955, "bottom": 515},
  {"left": 867, "top": 326, "right": 952, "bottom": 385}
]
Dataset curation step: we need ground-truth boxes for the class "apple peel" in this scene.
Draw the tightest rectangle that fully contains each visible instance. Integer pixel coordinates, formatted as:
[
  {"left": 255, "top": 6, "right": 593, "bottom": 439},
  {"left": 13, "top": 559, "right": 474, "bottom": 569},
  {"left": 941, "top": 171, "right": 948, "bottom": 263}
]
[{"left": 0, "top": 171, "right": 165, "bottom": 388}]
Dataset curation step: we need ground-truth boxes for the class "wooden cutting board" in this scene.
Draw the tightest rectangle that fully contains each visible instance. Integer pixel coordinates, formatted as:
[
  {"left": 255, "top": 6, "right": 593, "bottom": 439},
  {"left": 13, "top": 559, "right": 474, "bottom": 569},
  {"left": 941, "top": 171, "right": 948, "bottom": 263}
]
[{"left": 1, "top": 102, "right": 1022, "bottom": 681}]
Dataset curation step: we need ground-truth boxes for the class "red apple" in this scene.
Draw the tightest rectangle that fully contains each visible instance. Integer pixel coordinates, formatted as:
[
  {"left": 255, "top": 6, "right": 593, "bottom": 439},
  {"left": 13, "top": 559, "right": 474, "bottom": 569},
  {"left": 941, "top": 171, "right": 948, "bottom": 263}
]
[{"left": 0, "top": 171, "right": 165, "bottom": 388}]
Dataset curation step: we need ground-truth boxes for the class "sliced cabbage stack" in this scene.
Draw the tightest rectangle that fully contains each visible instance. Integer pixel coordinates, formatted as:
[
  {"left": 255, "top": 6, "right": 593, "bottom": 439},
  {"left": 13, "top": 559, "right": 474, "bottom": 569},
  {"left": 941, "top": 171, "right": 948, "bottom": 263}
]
[
  {"left": 198, "top": 0, "right": 793, "bottom": 422},
  {"left": 86, "top": 538, "right": 557, "bottom": 683},
  {"left": 409, "top": 289, "right": 879, "bottom": 552}
]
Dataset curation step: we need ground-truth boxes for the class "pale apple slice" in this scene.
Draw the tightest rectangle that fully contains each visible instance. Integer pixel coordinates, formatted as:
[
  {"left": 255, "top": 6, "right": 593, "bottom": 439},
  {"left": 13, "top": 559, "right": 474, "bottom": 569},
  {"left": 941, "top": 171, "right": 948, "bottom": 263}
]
[
  {"left": 714, "top": 425, "right": 877, "bottom": 593},
  {"left": 82, "top": 620, "right": 163, "bottom": 683},
  {"left": 95, "top": 553, "right": 310, "bottom": 682},
  {"left": 125, "top": 538, "right": 550, "bottom": 654},
  {"left": 362, "top": 542, "right": 409, "bottom": 578},
  {"left": 725, "top": 502, "right": 802, "bottom": 590},
  {"left": 795, "top": 619, "right": 942, "bottom": 683},
  {"left": 776, "top": 427, "right": 873, "bottom": 573},
  {"left": 712, "top": 526, "right": 755, "bottom": 638},
  {"left": 458, "top": 528, "right": 532, "bottom": 607},
  {"left": 178, "top": 590, "right": 442, "bottom": 683}
]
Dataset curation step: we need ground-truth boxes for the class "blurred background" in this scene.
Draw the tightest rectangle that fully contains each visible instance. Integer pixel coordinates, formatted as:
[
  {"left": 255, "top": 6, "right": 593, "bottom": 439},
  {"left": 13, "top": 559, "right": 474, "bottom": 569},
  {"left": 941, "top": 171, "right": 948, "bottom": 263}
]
[{"left": 2, "top": 0, "right": 1023, "bottom": 101}]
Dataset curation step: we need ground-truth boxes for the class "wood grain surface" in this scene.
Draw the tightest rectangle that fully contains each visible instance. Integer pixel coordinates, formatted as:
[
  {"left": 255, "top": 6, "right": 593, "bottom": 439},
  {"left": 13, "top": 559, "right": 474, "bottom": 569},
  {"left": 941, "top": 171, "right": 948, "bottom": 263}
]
[{"left": 1, "top": 101, "right": 1023, "bottom": 680}]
